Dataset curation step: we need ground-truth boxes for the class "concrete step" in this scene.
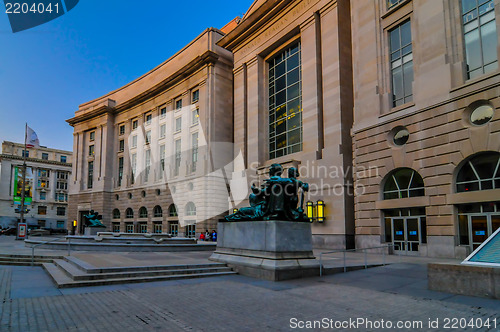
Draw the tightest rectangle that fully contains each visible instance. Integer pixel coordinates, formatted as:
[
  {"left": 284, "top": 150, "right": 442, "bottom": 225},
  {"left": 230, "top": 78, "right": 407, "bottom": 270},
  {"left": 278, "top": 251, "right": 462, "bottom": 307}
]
[
  {"left": 53, "top": 259, "right": 233, "bottom": 281},
  {"left": 0, "top": 260, "right": 44, "bottom": 266},
  {"left": 42, "top": 262, "right": 236, "bottom": 288}
]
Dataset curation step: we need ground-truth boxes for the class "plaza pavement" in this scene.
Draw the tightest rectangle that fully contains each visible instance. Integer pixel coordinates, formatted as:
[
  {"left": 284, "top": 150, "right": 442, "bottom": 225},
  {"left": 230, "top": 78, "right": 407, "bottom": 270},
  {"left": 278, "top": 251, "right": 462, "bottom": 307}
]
[{"left": 0, "top": 235, "right": 499, "bottom": 331}]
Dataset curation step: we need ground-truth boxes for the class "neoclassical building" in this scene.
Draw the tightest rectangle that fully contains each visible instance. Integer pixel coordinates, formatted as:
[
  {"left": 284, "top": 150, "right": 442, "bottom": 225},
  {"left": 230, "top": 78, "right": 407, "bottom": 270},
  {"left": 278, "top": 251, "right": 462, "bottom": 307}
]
[
  {"left": 218, "top": 0, "right": 356, "bottom": 249},
  {"left": 0, "top": 141, "right": 72, "bottom": 230},
  {"left": 351, "top": 0, "right": 500, "bottom": 258},
  {"left": 67, "top": 28, "right": 234, "bottom": 237}
]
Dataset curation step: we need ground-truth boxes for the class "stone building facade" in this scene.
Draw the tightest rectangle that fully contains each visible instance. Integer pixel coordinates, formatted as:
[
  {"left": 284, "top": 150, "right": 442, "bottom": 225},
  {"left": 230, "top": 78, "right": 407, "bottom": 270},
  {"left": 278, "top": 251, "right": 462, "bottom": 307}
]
[
  {"left": 67, "top": 29, "right": 234, "bottom": 237},
  {"left": 0, "top": 141, "right": 72, "bottom": 230},
  {"left": 351, "top": 0, "right": 500, "bottom": 258},
  {"left": 218, "top": 0, "right": 356, "bottom": 249}
]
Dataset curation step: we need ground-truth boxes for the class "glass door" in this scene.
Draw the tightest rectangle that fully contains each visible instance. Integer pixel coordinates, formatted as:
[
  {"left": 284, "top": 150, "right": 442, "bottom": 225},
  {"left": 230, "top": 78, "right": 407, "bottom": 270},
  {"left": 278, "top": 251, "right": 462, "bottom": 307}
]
[
  {"left": 470, "top": 215, "right": 488, "bottom": 250},
  {"left": 392, "top": 218, "right": 405, "bottom": 252},
  {"left": 406, "top": 218, "right": 420, "bottom": 252},
  {"left": 169, "top": 222, "right": 178, "bottom": 237}
]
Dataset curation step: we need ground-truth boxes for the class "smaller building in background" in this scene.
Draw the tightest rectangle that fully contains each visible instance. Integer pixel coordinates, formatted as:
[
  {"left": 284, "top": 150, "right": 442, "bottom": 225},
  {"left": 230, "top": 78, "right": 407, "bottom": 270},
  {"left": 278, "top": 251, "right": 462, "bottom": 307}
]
[{"left": 0, "top": 141, "right": 72, "bottom": 231}]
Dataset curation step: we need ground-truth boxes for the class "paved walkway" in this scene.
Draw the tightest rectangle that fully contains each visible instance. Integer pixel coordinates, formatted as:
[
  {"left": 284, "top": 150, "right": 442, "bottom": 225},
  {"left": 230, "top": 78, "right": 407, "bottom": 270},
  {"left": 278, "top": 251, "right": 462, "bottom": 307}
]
[{"left": 0, "top": 236, "right": 499, "bottom": 331}]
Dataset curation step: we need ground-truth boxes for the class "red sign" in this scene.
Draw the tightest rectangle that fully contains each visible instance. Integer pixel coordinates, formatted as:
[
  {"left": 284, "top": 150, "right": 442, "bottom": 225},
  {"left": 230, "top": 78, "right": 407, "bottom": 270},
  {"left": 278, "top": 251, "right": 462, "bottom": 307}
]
[{"left": 18, "top": 223, "right": 27, "bottom": 239}]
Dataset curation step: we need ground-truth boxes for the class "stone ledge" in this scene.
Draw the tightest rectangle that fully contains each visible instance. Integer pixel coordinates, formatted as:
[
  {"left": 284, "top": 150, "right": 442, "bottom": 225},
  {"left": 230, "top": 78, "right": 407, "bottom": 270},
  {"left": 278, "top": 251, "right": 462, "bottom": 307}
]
[{"left": 428, "top": 263, "right": 500, "bottom": 299}]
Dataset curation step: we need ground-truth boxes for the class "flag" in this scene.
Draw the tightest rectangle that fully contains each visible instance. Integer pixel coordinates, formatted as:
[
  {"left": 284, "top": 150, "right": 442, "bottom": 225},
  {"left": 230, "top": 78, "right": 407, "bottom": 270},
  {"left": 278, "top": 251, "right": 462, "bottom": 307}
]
[{"left": 26, "top": 126, "right": 40, "bottom": 148}]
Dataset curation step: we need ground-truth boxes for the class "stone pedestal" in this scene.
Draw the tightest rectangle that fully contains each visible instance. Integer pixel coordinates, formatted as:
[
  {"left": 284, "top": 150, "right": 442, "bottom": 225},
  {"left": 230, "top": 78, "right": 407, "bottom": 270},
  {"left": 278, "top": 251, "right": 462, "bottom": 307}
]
[
  {"left": 209, "top": 221, "right": 320, "bottom": 281},
  {"left": 84, "top": 227, "right": 106, "bottom": 236}
]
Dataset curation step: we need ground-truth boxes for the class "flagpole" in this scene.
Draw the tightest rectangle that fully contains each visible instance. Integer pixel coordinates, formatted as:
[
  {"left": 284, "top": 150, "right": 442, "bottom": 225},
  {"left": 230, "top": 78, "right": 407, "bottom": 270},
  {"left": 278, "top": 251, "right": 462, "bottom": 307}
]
[{"left": 17, "top": 123, "right": 28, "bottom": 240}]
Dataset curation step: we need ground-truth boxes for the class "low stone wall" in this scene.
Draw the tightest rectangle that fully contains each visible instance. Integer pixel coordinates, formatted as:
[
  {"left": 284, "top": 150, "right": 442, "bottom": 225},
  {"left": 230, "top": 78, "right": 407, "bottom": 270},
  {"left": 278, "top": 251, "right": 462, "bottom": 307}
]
[{"left": 428, "top": 263, "right": 500, "bottom": 299}]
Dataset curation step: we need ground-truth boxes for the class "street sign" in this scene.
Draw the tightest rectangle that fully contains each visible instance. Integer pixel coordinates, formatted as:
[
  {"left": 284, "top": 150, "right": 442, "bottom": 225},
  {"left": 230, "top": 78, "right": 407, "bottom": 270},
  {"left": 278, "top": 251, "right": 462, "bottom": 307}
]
[{"left": 18, "top": 223, "right": 27, "bottom": 239}]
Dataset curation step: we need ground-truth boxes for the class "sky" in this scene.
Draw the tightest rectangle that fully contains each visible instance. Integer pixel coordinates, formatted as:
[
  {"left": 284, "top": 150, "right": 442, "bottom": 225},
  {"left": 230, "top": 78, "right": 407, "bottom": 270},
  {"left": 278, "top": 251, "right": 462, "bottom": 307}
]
[{"left": 0, "top": 0, "right": 253, "bottom": 152}]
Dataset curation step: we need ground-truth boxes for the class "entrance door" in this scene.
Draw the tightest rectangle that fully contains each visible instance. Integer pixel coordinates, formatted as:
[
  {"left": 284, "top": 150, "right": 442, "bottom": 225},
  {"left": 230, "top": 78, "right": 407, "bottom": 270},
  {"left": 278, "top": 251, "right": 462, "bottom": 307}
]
[
  {"left": 392, "top": 217, "right": 422, "bottom": 255},
  {"left": 471, "top": 216, "right": 488, "bottom": 250},
  {"left": 169, "top": 222, "right": 178, "bottom": 237}
]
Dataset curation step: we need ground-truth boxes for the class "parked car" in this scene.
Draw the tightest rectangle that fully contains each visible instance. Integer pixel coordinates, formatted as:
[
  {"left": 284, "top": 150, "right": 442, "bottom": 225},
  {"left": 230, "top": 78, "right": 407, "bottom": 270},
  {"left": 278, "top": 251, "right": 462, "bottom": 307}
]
[{"left": 0, "top": 227, "right": 16, "bottom": 236}]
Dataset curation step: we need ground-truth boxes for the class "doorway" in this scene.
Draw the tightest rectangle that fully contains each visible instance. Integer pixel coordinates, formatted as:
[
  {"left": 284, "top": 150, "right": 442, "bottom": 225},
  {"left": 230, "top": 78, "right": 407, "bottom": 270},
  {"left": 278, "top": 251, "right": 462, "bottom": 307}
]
[
  {"left": 384, "top": 208, "right": 426, "bottom": 255},
  {"left": 458, "top": 202, "right": 500, "bottom": 251}
]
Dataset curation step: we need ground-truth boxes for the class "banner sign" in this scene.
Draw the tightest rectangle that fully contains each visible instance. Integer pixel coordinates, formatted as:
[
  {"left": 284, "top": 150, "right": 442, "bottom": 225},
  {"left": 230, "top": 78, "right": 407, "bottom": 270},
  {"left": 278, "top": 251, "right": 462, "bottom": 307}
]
[
  {"left": 13, "top": 166, "right": 33, "bottom": 205},
  {"left": 18, "top": 223, "right": 27, "bottom": 239}
]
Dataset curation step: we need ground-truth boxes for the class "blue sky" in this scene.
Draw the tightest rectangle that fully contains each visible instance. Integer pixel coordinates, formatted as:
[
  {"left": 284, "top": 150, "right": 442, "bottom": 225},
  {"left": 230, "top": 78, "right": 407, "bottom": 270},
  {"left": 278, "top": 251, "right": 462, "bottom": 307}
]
[{"left": 0, "top": 0, "right": 252, "bottom": 151}]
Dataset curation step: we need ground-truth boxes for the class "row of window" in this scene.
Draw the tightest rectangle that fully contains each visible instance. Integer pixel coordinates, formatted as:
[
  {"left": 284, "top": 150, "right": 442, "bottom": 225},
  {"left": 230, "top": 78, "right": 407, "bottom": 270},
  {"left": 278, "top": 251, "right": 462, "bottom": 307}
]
[
  {"left": 21, "top": 150, "right": 68, "bottom": 163},
  {"left": 35, "top": 206, "right": 66, "bottom": 216},
  {"left": 112, "top": 202, "right": 196, "bottom": 220},
  {"left": 389, "top": 1, "right": 497, "bottom": 107},
  {"left": 383, "top": 152, "right": 500, "bottom": 199}
]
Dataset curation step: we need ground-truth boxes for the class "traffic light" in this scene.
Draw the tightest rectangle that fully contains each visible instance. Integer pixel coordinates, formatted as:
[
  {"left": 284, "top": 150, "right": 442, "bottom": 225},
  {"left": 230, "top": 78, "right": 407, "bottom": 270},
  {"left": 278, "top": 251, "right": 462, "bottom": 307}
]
[{"left": 14, "top": 207, "right": 30, "bottom": 214}]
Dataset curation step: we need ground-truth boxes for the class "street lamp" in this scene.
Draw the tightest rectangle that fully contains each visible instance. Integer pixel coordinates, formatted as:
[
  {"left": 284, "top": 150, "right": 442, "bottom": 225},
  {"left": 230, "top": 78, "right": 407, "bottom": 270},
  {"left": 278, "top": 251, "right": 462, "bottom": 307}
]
[
  {"left": 316, "top": 200, "right": 325, "bottom": 223},
  {"left": 306, "top": 201, "right": 315, "bottom": 223}
]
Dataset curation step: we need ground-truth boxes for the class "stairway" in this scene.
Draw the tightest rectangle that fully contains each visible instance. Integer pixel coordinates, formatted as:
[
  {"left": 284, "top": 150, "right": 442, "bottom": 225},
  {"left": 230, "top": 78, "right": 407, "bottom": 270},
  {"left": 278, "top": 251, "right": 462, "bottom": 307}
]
[
  {"left": 0, "top": 254, "right": 63, "bottom": 266},
  {"left": 42, "top": 256, "right": 236, "bottom": 288}
]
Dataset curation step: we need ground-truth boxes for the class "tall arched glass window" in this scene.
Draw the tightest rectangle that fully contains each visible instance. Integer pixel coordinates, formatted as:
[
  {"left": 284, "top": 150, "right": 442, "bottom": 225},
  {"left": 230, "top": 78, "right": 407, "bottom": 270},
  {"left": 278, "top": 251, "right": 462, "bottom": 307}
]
[
  {"left": 185, "top": 202, "right": 196, "bottom": 216},
  {"left": 383, "top": 168, "right": 425, "bottom": 200},
  {"left": 456, "top": 152, "right": 500, "bottom": 192},
  {"left": 153, "top": 205, "right": 163, "bottom": 218},
  {"left": 125, "top": 208, "right": 134, "bottom": 219},
  {"left": 169, "top": 204, "right": 178, "bottom": 217},
  {"left": 112, "top": 209, "right": 120, "bottom": 219},
  {"left": 139, "top": 206, "right": 148, "bottom": 218}
]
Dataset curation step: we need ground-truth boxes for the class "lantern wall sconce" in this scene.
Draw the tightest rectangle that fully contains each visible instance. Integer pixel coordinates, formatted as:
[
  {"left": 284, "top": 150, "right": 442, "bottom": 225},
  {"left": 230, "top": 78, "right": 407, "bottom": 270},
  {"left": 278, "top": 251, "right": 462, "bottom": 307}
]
[
  {"left": 232, "top": 208, "right": 239, "bottom": 214},
  {"left": 306, "top": 200, "right": 326, "bottom": 223}
]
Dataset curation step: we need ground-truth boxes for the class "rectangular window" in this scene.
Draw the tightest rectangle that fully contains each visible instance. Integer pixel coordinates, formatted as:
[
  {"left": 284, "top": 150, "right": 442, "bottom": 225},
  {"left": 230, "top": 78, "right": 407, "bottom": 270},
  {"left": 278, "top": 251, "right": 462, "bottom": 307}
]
[
  {"left": 89, "top": 145, "right": 94, "bottom": 156},
  {"left": 119, "top": 140, "right": 125, "bottom": 152},
  {"left": 175, "top": 99, "right": 183, "bottom": 110},
  {"left": 41, "top": 153, "right": 48, "bottom": 160},
  {"left": 88, "top": 161, "right": 94, "bottom": 189},
  {"left": 56, "top": 207, "right": 66, "bottom": 216},
  {"left": 60, "top": 155, "right": 67, "bottom": 163},
  {"left": 175, "top": 117, "right": 182, "bottom": 132},
  {"left": 268, "top": 42, "right": 303, "bottom": 159},
  {"left": 192, "top": 108, "right": 199, "bottom": 125},
  {"left": 118, "top": 157, "right": 124, "bottom": 186},
  {"left": 38, "top": 206, "right": 47, "bottom": 215},
  {"left": 191, "top": 132, "right": 198, "bottom": 173},
  {"left": 192, "top": 90, "right": 199, "bottom": 103},
  {"left": 57, "top": 171, "right": 68, "bottom": 180},
  {"left": 119, "top": 125, "right": 125, "bottom": 135},
  {"left": 38, "top": 220, "right": 46, "bottom": 227},
  {"left": 160, "top": 107, "right": 167, "bottom": 118},
  {"left": 175, "top": 139, "right": 181, "bottom": 176},
  {"left": 387, "top": 0, "right": 402, "bottom": 9},
  {"left": 22, "top": 150, "right": 29, "bottom": 158},
  {"left": 462, "top": 0, "right": 498, "bottom": 79},
  {"left": 160, "top": 124, "right": 166, "bottom": 138},
  {"left": 390, "top": 20, "right": 413, "bottom": 107},
  {"left": 56, "top": 181, "right": 67, "bottom": 190},
  {"left": 131, "top": 135, "right": 137, "bottom": 148},
  {"left": 38, "top": 179, "right": 49, "bottom": 188},
  {"left": 146, "top": 114, "right": 152, "bottom": 125},
  {"left": 145, "top": 131, "right": 151, "bottom": 144},
  {"left": 90, "top": 131, "right": 95, "bottom": 141},
  {"left": 145, "top": 150, "right": 151, "bottom": 182},
  {"left": 38, "top": 169, "right": 50, "bottom": 177},
  {"left": 131, "top": 153, "right": 137, "bottom": 184},
  {"left": 132, "top": 120, "right": 138, "bottom": 130},
  {"left": 39, "top": 192, "right": 46, "bottom": 200},
  {"left": 160, "top": 145, "right": 165, "bottom": 180}
]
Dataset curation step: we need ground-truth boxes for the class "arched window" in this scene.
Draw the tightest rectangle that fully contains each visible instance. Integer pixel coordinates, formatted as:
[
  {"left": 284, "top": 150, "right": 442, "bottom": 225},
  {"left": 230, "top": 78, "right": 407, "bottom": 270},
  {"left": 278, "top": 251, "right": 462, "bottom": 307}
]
[
  {"left": 112, "top": 209, "right": 120, "bottom": 219},
  {"left": 139, "top": 206, "right": 148, "bottom": 218},
  {"left": 153, "top": 205, "right": 163, "bottom": 218},
  {"left": 125, "top": 208, "right": 134, "bottom": 219},
  {"left": 383, "top": 168, "right": 425, "bottom": 200},
  {"left": 185, "top": 202, "right": 196, "bottom": 216},
  {"left": 456, "top": 152, "right": 500, "bottom": 192},
  {"left": 169, "top": 204, "right": 178, "bottom": 217}
]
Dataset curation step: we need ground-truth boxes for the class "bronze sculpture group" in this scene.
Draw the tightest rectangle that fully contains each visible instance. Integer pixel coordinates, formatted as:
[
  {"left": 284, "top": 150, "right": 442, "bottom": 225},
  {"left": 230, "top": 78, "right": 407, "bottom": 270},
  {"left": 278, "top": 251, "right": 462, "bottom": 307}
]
[{"left": 225, "top": 164, "right": 310, "bottom": 222}]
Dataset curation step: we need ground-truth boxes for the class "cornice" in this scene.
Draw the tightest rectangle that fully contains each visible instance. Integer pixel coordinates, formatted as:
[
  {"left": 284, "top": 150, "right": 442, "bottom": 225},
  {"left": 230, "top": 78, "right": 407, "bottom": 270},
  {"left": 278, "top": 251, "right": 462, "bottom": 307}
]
[{"left": 0, "top": 154, "right": 72, "bottom": 167}]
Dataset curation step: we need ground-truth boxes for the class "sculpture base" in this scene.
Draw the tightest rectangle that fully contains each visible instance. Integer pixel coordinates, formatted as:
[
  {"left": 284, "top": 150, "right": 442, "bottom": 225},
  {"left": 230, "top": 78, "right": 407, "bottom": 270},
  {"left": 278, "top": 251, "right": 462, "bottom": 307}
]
[
  {"left": 209, "top": 221, "right": 320, "bottom": 281},
  {"left": 84, "top": 227, "right": 106, "bottom": 236}
]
